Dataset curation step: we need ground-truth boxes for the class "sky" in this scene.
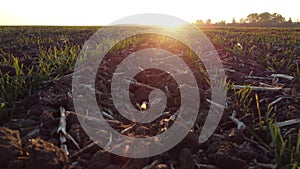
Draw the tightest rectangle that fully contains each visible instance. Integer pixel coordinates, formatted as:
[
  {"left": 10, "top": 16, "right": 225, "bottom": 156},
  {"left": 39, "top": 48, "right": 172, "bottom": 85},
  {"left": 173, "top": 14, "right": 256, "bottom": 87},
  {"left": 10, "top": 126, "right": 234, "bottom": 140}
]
[{"left": 0, "top": 0, "right": 299, "bottom": 26}]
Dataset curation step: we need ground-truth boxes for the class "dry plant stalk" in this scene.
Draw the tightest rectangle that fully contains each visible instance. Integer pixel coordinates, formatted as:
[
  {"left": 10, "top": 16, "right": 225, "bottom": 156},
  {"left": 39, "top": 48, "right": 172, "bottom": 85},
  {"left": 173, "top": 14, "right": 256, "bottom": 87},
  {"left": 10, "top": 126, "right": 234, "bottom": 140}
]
[
  {"left": 233, "top": 85, "right": 290, "bottom": 92},
  {"left": 271, "top": 74, "right": 294, "bottom": 81},
  {"left": 57, "top": 106, "right": 69, "bottom": 155}
]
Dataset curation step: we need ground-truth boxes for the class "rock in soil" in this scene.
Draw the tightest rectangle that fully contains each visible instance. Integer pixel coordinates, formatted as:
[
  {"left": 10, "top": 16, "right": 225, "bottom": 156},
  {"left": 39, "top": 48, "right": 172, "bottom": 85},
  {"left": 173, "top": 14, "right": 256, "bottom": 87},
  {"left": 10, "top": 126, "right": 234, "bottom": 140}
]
[
  {"left": 0, "top": 127, "right": 23, "bottom": 168},
  {"left": 25, "top": 138, "right": 69, "bottom": 169}
]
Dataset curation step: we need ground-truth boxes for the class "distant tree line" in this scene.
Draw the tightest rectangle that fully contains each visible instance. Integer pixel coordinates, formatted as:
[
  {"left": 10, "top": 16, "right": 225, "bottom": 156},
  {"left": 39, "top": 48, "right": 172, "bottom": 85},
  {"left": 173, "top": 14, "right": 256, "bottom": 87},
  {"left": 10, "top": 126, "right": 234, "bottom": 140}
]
[{"left": 195, "top": 12, "right": 300, "bottom": 27}]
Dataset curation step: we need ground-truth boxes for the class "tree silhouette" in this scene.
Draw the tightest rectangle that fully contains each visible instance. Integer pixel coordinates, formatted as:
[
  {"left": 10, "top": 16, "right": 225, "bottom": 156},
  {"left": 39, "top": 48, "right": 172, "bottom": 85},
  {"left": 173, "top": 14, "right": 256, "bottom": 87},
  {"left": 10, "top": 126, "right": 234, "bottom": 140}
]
[
  {"left": 247, "top": 13, "right": 259, "bottom": 23},
  {"left": 194, "top": 12, "right": 299, "bottom": 27},
  {"left": 272, "top": 13, "right": 285, "bottom": 23},
  {"left": 195, "top": 19, "right": 204, "bottom": 26},
  {"left": 258, "top": 12, "right": 272, "bottom": 23},
  {"left": 206, "top": 19, "right": 212, "bottom": 25},
  {"left": 232, "top": 18, "right": 237, "bottom": 25}
]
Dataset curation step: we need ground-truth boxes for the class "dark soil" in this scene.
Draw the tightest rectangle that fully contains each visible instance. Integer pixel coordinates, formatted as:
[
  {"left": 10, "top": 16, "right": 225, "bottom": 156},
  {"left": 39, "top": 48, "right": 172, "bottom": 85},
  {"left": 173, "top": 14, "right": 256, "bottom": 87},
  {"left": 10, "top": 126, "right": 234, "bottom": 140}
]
[{"left": 0, "top": 26, "right": 299, "bottom": 169}]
